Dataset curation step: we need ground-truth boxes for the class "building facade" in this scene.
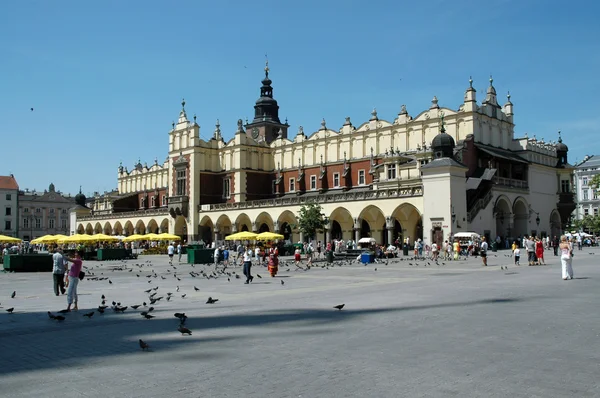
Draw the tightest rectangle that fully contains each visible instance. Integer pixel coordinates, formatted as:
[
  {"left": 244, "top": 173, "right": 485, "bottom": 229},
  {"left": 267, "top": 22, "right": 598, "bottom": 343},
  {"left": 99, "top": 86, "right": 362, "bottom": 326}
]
[
  {"left": 75, "top": 67, "right": 575, "bottom": 247},
  {"left": 18, "top": 183, "right": 76, "bottom": 241},
  {"left": 0, "top": 175, "right": 19, "bottom": 237},
  {"left": 573, "top": 155, "right": 600, "bottom": 219}
]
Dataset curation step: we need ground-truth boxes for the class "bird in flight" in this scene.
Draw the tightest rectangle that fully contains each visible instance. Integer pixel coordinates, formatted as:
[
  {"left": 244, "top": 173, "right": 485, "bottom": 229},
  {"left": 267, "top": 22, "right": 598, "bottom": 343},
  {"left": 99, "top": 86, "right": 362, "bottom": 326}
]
[{"left": 30, "top": 108, "right": 34, "bottom": 112}]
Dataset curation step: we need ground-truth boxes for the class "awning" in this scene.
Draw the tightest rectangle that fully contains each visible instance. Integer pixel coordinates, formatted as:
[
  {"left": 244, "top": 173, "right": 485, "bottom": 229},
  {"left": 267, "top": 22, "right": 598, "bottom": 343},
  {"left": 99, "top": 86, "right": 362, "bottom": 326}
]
[{"left": 475, "top": 144, "right": 529, "bottom": 164}]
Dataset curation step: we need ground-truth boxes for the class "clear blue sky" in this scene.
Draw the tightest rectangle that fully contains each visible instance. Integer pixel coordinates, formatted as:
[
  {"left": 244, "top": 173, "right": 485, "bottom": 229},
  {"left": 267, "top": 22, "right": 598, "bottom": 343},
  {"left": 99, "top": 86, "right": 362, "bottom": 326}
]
[{"left": 1, "top": 0, "right": 598, "bottom": 197}]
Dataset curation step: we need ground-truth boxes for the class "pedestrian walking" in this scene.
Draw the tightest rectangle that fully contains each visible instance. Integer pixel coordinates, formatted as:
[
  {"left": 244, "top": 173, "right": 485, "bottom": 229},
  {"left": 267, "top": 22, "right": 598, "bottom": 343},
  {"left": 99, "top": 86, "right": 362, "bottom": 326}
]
[
  {"left": 513, "top": 246, "right": 520, "bottom": 266},
  {"left": 167, "top": 242, "right": 175, "bottom": 265},
  {"left": 560, "top": 236, "right": 574, "bottom": 280},
  {"left": 52, "top": 248, "right": 67, "bottom": 296},
  {"left": 243, "top": 245, "right": 254, "bottom": 284},
  {"left": 177, "top": 242, "right": 182, "bottom": 263},
  {"left": 64, "top": 251, "right": 83, "bottom": 311},
  {"left": 480, "top": 237, "right": 488, "bottom": 266}
]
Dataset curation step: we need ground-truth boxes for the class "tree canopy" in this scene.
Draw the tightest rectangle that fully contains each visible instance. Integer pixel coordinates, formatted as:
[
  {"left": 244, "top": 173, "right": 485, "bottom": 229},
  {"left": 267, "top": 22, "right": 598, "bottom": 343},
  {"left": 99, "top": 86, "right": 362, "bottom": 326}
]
[
  {"left": 589, "top": 175, "right": 600, "bottom": 191},
  {"left": 297, "top": 202, "right": 326, "bottom": 241}
]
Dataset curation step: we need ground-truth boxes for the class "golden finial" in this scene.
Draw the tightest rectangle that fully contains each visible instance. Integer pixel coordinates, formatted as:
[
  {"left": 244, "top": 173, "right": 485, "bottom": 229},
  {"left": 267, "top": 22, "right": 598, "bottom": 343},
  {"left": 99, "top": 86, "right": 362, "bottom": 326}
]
[{"left": 264, "top": 53, "right": 269, "bottom": 75}]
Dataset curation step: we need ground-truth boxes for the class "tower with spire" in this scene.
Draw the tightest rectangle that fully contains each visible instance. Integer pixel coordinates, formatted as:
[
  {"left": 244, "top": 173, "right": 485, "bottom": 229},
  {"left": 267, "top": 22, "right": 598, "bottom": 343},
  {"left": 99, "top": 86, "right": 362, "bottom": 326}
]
[{"left": 245, "top": 58, "right": 289, "bottom": 143}]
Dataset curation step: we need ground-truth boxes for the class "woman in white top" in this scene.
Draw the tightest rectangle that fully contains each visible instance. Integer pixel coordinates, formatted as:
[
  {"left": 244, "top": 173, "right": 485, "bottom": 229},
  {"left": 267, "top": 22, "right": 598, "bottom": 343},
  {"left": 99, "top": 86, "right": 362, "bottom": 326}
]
[{"left": 559, "top": 235, "right": 574, "bottom": 280}]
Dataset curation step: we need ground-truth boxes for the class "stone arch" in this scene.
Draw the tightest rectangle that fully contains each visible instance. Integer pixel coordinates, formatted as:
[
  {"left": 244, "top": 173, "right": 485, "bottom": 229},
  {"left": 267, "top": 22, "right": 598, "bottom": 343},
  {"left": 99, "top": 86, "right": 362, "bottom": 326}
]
[
  {"left": 174, "top": 216, "right": 187, "bottom": 242},
  {"left": 254, "top": 212, "right": 274, "bottom": 233},
  {"left": 512, "top": 196, "right": 529, "bottom": 237},
  {"left": 277, "top": 210, "right": 298, "bottom": 242},
  {"left": 199, "top": 215, "right": 214, "bottom": 244},
  {"left": 235, "top": 213, "right": 252, "bottom": 233},
  {"left": 328, "top": 207, "right": 354, "bottom": 242},
  {"left": 77, "top": 224, "right": 85, "bottom": 234},
  {"left": 135, "top": 219, "right": 146, "bottom": 235},
  {"left": 113, "top": 221, "right": 123, "bottom": 235},
  {"left": 550, "top": 210, "right": 561, "bottom": 238},
  {"left": 124, "top": 221, "right": 134, "bottom": 236},
  {"left": 102, "top": 222, "right": 112, "bottom": 235},
  {"left": 160, "top": 218, "right": 169, "bottom": 233},
  {"left": 390, "top": 203, "right": 422, "bottom": 246},
  {"left": 358, "top": 205, "right": 386, "bottom": 243},
  {"left": 216, "top": 214, "right": 233, "bottom": 239},
  {"left": 94, "top": 222, "right": 102, "bottom": 234},
  {"left": 493, "top": 195, "right": 512, "bottom": 239},
  {"left": 146, "top": 219, "right": 159, "bottom": 234},
  {"left": 85, "top": 223, "right": 93, "bottom": 234}
]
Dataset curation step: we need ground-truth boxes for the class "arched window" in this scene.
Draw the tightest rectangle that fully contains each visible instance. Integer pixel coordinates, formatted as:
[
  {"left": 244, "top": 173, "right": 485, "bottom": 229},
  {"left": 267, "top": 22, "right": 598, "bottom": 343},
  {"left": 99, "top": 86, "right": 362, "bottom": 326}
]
[
  {"left": 151, "top": 197, "right": 156, "bottom": 207},
  {"left": 140, "top": 198, "right": 145, "bottom": 209}
]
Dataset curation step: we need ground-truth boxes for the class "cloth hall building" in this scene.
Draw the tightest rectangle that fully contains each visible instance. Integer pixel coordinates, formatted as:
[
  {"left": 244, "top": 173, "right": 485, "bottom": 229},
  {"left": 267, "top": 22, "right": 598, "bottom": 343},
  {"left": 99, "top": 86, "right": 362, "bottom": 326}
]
[{"left": 74, "top": 66, "right": 576, "bottom": 248}]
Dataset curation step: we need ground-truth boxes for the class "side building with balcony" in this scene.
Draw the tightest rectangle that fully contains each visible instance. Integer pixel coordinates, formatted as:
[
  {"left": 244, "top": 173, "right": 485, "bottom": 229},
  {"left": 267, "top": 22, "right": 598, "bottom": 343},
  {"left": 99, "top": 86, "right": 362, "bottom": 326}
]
[
  {"left": 18, "top": 183, "right": 76, "bottom": 241},
  {"left": 573, "top": 155, "right": 600, "bottom": 220},
  {"left": 74, "top": 68, "right": 575, "bottom": 248}
]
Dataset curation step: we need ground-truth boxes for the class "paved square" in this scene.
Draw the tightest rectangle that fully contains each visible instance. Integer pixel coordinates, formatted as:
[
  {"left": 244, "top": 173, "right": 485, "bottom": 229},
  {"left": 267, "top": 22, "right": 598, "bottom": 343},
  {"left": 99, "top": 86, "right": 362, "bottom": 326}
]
[{"left": 1, "top": 249, "right": 599, "bottom": 398}]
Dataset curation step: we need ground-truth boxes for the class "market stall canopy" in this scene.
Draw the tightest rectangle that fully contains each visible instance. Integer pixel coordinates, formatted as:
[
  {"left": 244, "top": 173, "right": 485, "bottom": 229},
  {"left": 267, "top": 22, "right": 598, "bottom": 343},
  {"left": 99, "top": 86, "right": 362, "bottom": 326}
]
[
  {"left": 225, "top": 231, "right": 258, "bottom": 241},
  {"left": 156, "top": 233, "right": 182, "bottom": 241},
  {"left": 453, "top": 232, "right": 481, "bottom": 239},
  {"left": 91, "top": 233, "right": 120, "bottom": 242},
  {"left": 57, "top": 234, "right": 95, "bottom": 244},
  {"left": 122, "top": 234, "right": 145, "bottom": 242},
  {"left": 358, "top": 237, "right": 376, "bottom": 244},
  {"left": 0, "top": 235, "right": 21, "bottom": 243},
  {"left": 255, "top": 232, "right": 284, "bottom": 241},
  {"left": 31, "top": 234, "right": 57, "bottom": 244}
]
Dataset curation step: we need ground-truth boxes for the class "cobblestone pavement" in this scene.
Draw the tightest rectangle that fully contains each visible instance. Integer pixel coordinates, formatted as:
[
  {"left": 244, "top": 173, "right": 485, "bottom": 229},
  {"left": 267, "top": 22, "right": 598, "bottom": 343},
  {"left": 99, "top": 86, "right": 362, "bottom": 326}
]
[{"left": 1, "top": 249, "right": 599, "bottom": 398}]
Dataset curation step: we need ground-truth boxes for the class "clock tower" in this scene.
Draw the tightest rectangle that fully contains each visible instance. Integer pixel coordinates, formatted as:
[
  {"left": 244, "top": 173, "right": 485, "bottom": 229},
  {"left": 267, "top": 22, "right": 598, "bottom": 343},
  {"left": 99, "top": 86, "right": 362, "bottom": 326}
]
[{"left": 245, "top": 60, "right": 289, "bottom": 144}]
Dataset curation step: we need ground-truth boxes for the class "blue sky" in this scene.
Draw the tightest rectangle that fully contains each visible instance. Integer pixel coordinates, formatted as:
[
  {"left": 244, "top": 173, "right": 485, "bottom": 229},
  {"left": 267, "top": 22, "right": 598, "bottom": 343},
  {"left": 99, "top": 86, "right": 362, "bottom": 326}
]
[{"left": 1, "top": 0, "right": 599, "bottom": 197}]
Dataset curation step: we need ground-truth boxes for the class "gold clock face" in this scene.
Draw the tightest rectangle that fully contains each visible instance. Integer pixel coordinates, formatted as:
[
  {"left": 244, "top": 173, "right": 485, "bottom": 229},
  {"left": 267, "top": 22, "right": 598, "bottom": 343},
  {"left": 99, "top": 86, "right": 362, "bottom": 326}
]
[{"left": 252, "top": 127, "right": 259, "bottom": 139}]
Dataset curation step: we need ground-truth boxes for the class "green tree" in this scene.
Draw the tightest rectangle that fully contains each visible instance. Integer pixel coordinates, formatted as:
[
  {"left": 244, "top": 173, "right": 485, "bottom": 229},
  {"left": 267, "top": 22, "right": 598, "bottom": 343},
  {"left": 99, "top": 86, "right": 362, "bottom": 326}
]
[
  {"left": 297, "top": 203, "right": 326, "bottom": 241},
  {"left": 590, "top": 175, "right": 600, "bottom": 191}
]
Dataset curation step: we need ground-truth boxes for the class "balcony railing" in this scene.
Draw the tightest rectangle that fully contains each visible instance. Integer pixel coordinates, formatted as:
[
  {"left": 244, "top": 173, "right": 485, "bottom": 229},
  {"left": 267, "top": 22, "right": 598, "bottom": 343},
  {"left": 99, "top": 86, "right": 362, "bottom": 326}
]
[
  {"left": 201, "top": 185, "right": 423, "bottom": 212},
  {"left": 79, "top": 207, "right": 169, "bottom": 221},
  {"left": 493, "top": 176, "right": 529, "bottom": 189}
]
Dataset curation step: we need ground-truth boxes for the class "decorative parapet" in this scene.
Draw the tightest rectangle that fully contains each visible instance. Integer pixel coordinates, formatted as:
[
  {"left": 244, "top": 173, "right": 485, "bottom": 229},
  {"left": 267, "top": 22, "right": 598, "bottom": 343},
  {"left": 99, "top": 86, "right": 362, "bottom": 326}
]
[
  {"left": 79, "top": 207, "right": 169, "bottom": 221},
  {"left": 200, "top": 186, "right": 423, "bottom": 212}
]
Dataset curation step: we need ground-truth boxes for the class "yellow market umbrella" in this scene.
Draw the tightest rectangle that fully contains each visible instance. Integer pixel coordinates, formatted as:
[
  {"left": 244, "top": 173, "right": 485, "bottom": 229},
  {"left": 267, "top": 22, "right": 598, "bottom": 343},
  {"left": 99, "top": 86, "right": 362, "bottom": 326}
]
[
  {"left": 31, "top": 234, "right": 55, "bottom": 244},
  {"left": 0, "top": 235, "right": 21, "bottom": 243},
  {"left": 91, "top": 233, "right": 120, "bottom": 242},
  {"left": 57, "top": 234, "right": 95, "bottom": 244},
  {"left": 255, "top": 232, "right": 284, "bottom": 241},
  {"left": 122, "top": 234, "right": 145, "bottom": 242},
  {"left": 225, "top": 231, "right": 258, "bottom": 241},
  {"left": 157, "top": 233, "right": 181, "bottom": 241},
  {"left": 143, "top": 233, "right": 161, "bottom": 240}
]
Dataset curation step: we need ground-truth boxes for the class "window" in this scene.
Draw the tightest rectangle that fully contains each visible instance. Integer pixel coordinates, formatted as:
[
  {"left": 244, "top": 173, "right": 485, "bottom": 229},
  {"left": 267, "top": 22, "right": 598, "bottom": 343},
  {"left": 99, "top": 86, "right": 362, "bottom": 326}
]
[
  {"left": 49, "top": 219, "right": 55, "bottom": 229},
  {"left": 584, "top": 208, "right": 589, "bottom": 216},
  {"left": 35, "top": 219, "right": 41, "bottom": 228},
  {"left": 561, "top": 180, "right": 570, "bottom": 193},
  {"left": 333, "top": 173, "right": 340, "bottom": 188},
  {"left": 594, "top": 191, "right": 599, "bottom": 200},
  {"left": 35, "top": 208, "right": 41, "bottom": 214},
  {"left": 387, "top": 164, "right": 397, "bottom": 180},
  {"left": 594, "top": 208, "right": 599, "bottom": 216},
  {"left": 584, "top": 190, "right": 589, "bottom": 201},
  {"left": 24, "top": 208, "right": 29, "bottom": 213},
  {"left": 61, "top": 219, "right": 67, "bottom": 229},
  {"left": 62, "top": 209, "right": 67, "bottom": 214},
  {"left": 176, "top": 170, "right": 187, "bottom": 196},
  {"left": 272, "top": 180, "right": 277, "bottom": 194},
  {"left": 49, "top": 208, "right": 55, "bottom": 214},
  {"left": 23, "top": 218, "right": 29, "bottom": 228},
  {"left": 310, "top": 175, "right": 317, "bottom": 190},
  {"left": 5, "top": 207, "right": 11, "bottom": 216},
  {"left": 162, "top": 196, "right": 167, "bottom": 206},
  {"left": 151, "top": 196, "right": 156, "bottom": 207},
  {"left": 5, "top": 194, "right": 11, "bottom": 200},
  {"left": 289, "top": 178, "right": 295, "bottom": 192},
  {"left": 583, "top": 177, "right": 588, "bottom": 186},
  {"left": 4, "top": 221, "right": 11, "bottom": 230},
  {"left": 223, "top": 178, "right": 231, "bottom": 199},
  {"left": 140, "top": 198, "right": 145, "bottom": 209},
  {"left": 358, "top": 170, "right": 366, "bottom": 185}
]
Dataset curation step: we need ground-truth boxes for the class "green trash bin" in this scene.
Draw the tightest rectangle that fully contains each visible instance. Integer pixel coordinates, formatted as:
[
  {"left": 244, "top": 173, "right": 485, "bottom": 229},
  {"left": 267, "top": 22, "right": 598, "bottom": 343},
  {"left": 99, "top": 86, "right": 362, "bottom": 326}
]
[
  {"left": 326, "top": 250, "right": 334, "bottom": 264},
  {"left": 491, "top": 242, "right": 497, "bottom": 252}
]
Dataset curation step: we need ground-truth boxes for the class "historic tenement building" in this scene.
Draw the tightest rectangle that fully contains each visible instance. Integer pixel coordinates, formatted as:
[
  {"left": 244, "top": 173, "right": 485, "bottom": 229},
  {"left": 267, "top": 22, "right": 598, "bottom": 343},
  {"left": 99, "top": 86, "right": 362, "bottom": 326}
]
[
  {"left": 573, "top": 155, "right": 600, "bottom": 220},
  {"left": 0, "top": 175, "right": 19, "bottom": 238},
  {"left": 74, "top": 66, "right": 575, "bottom": 247}
]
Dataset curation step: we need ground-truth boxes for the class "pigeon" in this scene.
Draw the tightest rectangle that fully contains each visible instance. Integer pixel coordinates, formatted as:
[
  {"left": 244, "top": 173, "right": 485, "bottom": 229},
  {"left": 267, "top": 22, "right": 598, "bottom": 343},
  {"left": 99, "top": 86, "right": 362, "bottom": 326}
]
[
  {"left": 194, "top": 286, "right": 200, "bottom": 291},
  {"left": 101, "top": 294, "right": 105, "bottom": 300},
  {"left": 333, "top": 304, "right": 345, "bottom": 311},
  {"left": 112, "top": 301, "right": 116, "bottom": 306},
  {"left": 206, "top": 297, "right": 219, "bottom": 304},
  {"left": 83, "top": 311, "right": 94, "bottom": 318},
  {"left": 257, "top": 274, "right": 262, "bottom": 279},
  {"left": 131, "top": 305, "right": 141, "bottom": 309},
  {"left": 54, "top": 315, "right": 65, "bottom": 321},
  {"left": 144, "top": 289, "right": 152, "bottom": 293},
  {"left": 143, "top": 302, "right": 147, "bottom": 306},
  {"left": 181, "top": 294, "right": 187, "bottom": 298},
  {"left": 178, "top": 326, "right": 192, "bottom": 335},
  {"left": 281, "top": 280, "right": 284, "bottom": 285},
  {"left": 174, "top": 312, "right": 186, "bottom": 319},
  {"left": 11, "top": 291, "right": 15, "bottom": 299},
  {"left": 109, "top": 280, "right": 112, "bottom": 284},
  {"left": 97, "top": 307, "right": 105, "bottom": 314},
  {"left": 176, "top": 286, "right": 180, "bottom": 292},
  {"left": 148, "top": 307, "right": 154, "bottom": 312},
  {"left": 47, "top": 311, "right": 56, "bottom": 319},
  {"left": 139, "top": 339, "right": 150, "bottom": 351},
  {"left": 144, "top": 314, "right": 155, "bottom": 319}
]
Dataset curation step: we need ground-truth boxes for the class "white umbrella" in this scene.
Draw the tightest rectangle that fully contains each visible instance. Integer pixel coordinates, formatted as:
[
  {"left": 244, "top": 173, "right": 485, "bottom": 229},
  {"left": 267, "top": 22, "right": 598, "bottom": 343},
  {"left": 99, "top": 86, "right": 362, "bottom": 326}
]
[{"left": 358, "top": 237, "right": 376, "bottom": 244}]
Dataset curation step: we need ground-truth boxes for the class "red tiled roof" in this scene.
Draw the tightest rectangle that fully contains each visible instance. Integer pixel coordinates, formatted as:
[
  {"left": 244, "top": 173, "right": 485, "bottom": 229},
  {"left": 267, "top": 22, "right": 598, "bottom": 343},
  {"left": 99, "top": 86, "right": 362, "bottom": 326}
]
[{"left": 0, "top": 175, "right": 19, "bottom": 190}]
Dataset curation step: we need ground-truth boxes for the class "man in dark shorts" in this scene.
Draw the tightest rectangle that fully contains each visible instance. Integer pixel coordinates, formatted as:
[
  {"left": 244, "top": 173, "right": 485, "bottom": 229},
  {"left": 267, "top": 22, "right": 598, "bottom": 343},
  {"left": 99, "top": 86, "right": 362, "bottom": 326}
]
[
  {"left": 167, "top": 242, "right": 175, "bottom": 265},
  {"left": 480, "top": 237, "right": 488, "bottom": 266}
]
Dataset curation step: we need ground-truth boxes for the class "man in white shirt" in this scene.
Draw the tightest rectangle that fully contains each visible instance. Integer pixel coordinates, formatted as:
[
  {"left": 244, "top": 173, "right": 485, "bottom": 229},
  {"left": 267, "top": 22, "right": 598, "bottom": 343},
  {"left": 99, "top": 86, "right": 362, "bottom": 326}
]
[
  {"left": 177, "top": 243, "right": 182, "bottom": 263},
  {"left": 52, "top": 248, "right": 67, "bottom": 296},
  {"left": 167, "top": 243, "right": 175, "bottom": 265},
  {"left": 480, "top": 237, "right": 489, "bottom": 266},
  {"left": 243, "top": 246, "right": 254, "bottom": 284}
]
